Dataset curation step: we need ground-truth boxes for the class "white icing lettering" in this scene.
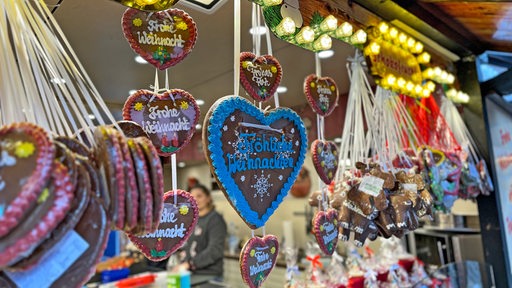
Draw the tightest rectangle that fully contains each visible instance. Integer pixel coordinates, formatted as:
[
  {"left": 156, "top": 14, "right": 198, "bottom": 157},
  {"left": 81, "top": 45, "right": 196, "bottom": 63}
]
[
  {"left": 137, "top": 31, "right": 185, "bottom": 48},
  {"left": 142, "top": 223, "right": 186, "bottom": 239},
  {"left": 249, "top": 259, "right": 273, "bottom": 276},
  {"left": 247, "top": 65, "right": 273, "bottom": 87},
  {"left": 147, "top": 20, "right": 177, "bottom": 33},
  {"left": 148, "top": 106, "right": 181, "bottom": 120},
  {"left": 160, "top": 208, "right": 178, "bottom": 223},
  {"left": 322, "top": 229, "right": 338, "bottom": 244},
  {"left": 142, "top": 117, "right": 190, "bottom": 134}
]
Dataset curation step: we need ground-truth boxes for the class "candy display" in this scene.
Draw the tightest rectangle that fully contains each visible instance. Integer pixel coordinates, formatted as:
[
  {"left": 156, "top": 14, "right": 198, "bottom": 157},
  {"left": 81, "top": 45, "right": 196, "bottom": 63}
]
[
  {"left": 203, "top": 96, "right": 307, "bottom": 229},
  {"left": 123, "top": 89, "right": 200, "bottom": 156},
  {"left": 240, "top": 52, "right": 283, "bottom": 102},
  {"left": 122, "top": 8, "right": 198, "bottom": 70}
]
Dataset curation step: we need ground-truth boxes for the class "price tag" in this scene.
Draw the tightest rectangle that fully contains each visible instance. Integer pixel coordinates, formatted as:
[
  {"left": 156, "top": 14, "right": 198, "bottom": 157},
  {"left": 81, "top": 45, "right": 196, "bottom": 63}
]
[
  {"left": 402, "top": 183, "right": 418, "bottom": 192},
  {"left": 6, "top": 230, "right": 89, "bottom": 288},
  {"left": 358, "top": 175, "right": 385, "bottom": 197}
]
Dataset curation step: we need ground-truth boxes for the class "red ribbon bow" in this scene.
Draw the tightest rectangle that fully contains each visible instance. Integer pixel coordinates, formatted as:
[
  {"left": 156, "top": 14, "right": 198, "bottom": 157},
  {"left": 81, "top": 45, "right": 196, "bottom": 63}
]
[{"left": 306, "top": 255, "right": 323, "bottom": 269}]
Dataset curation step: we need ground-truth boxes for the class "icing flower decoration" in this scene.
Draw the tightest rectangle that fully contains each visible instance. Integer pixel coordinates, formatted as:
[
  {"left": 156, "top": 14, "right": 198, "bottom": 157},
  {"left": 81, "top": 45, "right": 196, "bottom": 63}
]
[
  {"left": 14, "top": 141, "right": 35, "bottom": 158},
  {"left": 180, "top": 101, "right": 189, "bottom": 110},
  {"left": 310, "top": 82, "right": 316, "bottom": 88},
  {"left": 176, "top": 22, "right": 188, "bottom": 31},
  {"left": 330, "top": 85, "right": 336, "bottom": 91},
  {"left": 271, "top": 246, "right": 276, "bottom": 254},
  {"left": 38, "top": 188, "right": 49, "bottom": 204},
  {"left": 250, "top": 249, "right": 256, "bottom": 257},
  {"left": 133, "top": 18, "right": 143, "bottom": 27},
  {"left": 179, "top": 204, "right": 189, "bottom": 215},
  {"left": 242, "top": 61, "right": 251, "bottom": 69},
  {"left": 173, "top": 16, "right": 183, "bottom": 22},
  {"left": 134, "top": 102, "right": 144, "bottom": 111},
  {"left": 271, "top": 66, "right": 277, "bottom": 73}
]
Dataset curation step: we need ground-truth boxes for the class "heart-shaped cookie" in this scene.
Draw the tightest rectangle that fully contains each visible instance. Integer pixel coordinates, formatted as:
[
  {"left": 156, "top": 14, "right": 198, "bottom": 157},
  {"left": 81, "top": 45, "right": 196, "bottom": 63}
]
[
  {"left": 123, "top": 89, "right": 200, "bottom": 157},
  {"left": 203, "top": 96, "right": 307, "bottom": 228},
  {"left": 311, "top": 140, "right": 339, "bottom": 185},
  {"left": 240, "top": 235, "right": 279, "bottom": 288},
  {"left": 304, "top": 74, "right": 339, "bottom": 116},
  {"left": 122, "top": 8, "right": 197, "bottom": 70},
  {"left": 128, "top": 190, "right": 198, "bottom": 261},
  {"left": 112, "top": 0, "right": 180, "bottom": 11},
  {"left": 312, "top": 209, "right": 339, "bottom": 255},
  {"left": 240, "top": 52, "right": 282, "bottom": 102},
  {"left": 0, "top": 122, "right": 55, "bottom": 238}
]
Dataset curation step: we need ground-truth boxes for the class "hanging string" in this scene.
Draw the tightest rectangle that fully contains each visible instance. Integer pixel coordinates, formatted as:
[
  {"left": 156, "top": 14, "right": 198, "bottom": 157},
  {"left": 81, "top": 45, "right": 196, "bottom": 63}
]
[
  {"left": 172, "top": 154, "right": 178, "bottom": 204},
  {"left": 165, "top": 69, "right": 170, "bottom": 90},
  {"left": 251, "top": 230, "right": 255, "bottom": 238},
  {"left": 234, "top": 0, "right": 241, "bottom": 97},
  {"left": 262, "top": 226, "right": 266, "bottom": 237}
]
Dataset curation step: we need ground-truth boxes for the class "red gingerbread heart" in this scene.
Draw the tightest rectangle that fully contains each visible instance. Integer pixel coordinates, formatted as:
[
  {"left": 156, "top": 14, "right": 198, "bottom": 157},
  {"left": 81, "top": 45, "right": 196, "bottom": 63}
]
[
  {"left": 312, "top": 209, "right": 339, "bottom": 256},
  {"left": 127, "top": 190, "right": 198, "bottom": 261},
  {"left": 240, "top": 235, "right": 279, "bottom": 288},
  {"left": 311, "top": 140, "right": 339, "bottom": 185},
  {"left": 304, "top": 74, "right": 339, "bottom": 116},
  {"left": 123, "top": 89, "right": 200, "bottom": 156},
  {"left": 240, "top": 52, "right": 282, "bottom": 102},
  {"left": 122, "top": 8, "right": 197, "bottom": 70}
]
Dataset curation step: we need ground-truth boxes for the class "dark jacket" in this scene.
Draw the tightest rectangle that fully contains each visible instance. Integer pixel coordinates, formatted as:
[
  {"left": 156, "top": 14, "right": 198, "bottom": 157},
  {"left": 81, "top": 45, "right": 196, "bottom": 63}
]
[{"left": 182, "top": 210, "right": 227, "bottom": 277}]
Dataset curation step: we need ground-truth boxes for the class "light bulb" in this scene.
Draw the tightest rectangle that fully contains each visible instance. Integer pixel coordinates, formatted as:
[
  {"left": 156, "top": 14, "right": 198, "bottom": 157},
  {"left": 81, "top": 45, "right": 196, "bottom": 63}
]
[
  {"left": 336, "top": 22, "right": 353, "bottom": 38},
  {"left": 447, "top": 74, "right": 455, "bottom": 84},
  {"left": 365, "top": 41, "right": 380, "bottom": 55},
  {"left": 414, "top": 42, "right": 424, "bottom": 54},
  {"left": 397, "top": 77, "right": 406, "bottom": 88},
  {"left": 417, "top": 52, "right": 431, "bottom": 64},
  {"left": 406, "top": 81, "right": 415, "bottom": 92},
  {"left": 422, "top": 89, "right": 431, "bottom": 98},
  {"left": 458, "top": 92, "right": 470, "bottom": 103},
  {"left": 446, "top": 88, "right": 457, "bottom": 98},
  {"left": 320, "top": 15, "right": 338, "bottom": 32},
  {"left": 414, "top": 85, "right": 423, "bottom": 95},
  {"left": 295, "top": 26, "right": 315, "bottom": 44},
  {"left": 407, "top": 38, "right": 416, "bottom": 49},
  {"left": 314, "top": 34, "right": 332, "bottom": 50},
  {"left": 378, "top": 22, "right": 389, "bottom": 34},
  {"left": 426, "top": 81, "right": 436, "bottom": 91},
  {"left": 433, "top": 67, "right": 442, "bottom": 76},
  {"left": 423, "top": 68, "right": 434, "bottom": 78},
  {"left": 262, "top": 0, "right": 282, "bottom": 6},
  {"left": 389, "top": 27, "right": 398, "bottom": 39},
  {"left": 351, "top": 29, "right": 367, "bottom": 44},
  {"left": 276, "top": 17, "right": 296, "bottom": 36},
  {"left": 440, "top": 71, "right": 448, "bottom": 81},
  {"left": 387, "top": 74, "right": 397, "bottom": 86},
  {"left": 398, "top": 33, "right": 407, "bottom": 44}
]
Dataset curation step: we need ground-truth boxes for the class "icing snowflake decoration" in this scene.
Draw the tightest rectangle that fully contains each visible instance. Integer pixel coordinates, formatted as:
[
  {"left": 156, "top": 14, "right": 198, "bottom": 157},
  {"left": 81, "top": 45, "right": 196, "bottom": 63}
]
[
  {"left": 241, "top": 175, "right": 246, "bottom": 182},
  {"left": 252, "top": 172, "right": 273, "bottom": 202},
  {"left": 230, "top": 130, "right": 252, "bottom": 160}
]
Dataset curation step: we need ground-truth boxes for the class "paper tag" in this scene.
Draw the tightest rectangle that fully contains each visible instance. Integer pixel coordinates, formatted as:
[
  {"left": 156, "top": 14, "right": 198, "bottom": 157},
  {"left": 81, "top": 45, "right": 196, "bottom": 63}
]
[
  {"left": 6, "top": 230, "right": 89, "bottom": 288},
  {"left": 358, "top": 175, "right": 385, "bottom": 196},
  {"left": 402, "top": 183, "right": 418, "bottom": 192}
]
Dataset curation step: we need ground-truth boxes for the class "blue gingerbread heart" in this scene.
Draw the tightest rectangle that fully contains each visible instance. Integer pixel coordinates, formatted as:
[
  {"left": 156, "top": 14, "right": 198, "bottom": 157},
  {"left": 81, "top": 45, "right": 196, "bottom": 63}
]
[{"left": 204, "top": 96, "right": 307, "bottom": 228}]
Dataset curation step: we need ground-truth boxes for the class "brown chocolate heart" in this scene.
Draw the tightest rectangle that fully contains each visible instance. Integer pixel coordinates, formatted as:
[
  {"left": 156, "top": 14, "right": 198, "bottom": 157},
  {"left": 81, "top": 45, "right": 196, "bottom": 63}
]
[
  {"left": 304, "top": 74, "right": 339, "bottom": 116},
  {"left": 240, "top": 235, "right": 279, "bottom": 288},
  {"left": 127, "top": 190, "right": 198, "bottom": 261},
  {"left": 240, "top": 52, "right": 282, "bottom": 102},
  {"left": 203, "top": 96, "right": 307, "bottom": 229},
  {"left": 312, "top": 209, "right": 339, "bottom": 255},
  {"left": 122, "top": 8, "right": 197, "bottom": 70},
  {"left": 123, "top": 89, "right": 200, "bottom": 157},
  {"left": 311, "top": 140, "right": 338, "bottom": 185}
]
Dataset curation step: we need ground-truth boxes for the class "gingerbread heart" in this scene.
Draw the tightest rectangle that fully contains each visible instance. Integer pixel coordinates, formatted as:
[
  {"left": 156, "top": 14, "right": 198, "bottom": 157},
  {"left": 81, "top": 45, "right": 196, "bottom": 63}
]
[
  {"left": 304, "top": 74, "right": 339, "bottom": 116},
  {"left": 112, "top": 0, "right": 180, "bottom": 11},
  {"left": 0, "top": 122, "right": 55, "bottom": 237},
  {"left": 122, "top": 8, "right": 197, "bottom": 70},
  {"left": 311, "top": 140, "right": 338, "bottom": 185},
  {"left": 240, "top": 235, "right": 279, "bottom": 288},
  {"left": 312, "top": 209, "right": 339, "bottom": 255},
  {"left": 123, "top": 89, "right": 200, "bottom": 156},
  {"left": 127, "top": 190, "right": 198, "bottom": 261},
  {"left": 240, "top": 52, "right": 283, "bottom": 102},
  {"left": 203, "top": 96, "right": 307, "bottom": 228}
]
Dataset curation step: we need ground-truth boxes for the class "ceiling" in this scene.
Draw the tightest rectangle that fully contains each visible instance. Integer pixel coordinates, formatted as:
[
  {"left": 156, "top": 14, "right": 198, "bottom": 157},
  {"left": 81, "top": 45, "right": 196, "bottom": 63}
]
[
  {"left": 50, "top": 0, "right": 512, "bottom": 120},
  {"left": 52, "top": 0, "right": 357, "bottom": 121}
]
